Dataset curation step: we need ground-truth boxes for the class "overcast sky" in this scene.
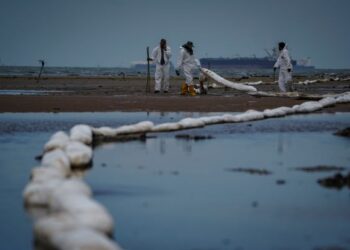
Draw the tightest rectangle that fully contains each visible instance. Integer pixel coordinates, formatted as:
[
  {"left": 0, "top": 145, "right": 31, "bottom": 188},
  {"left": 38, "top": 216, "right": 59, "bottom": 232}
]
[{"left": 1, "top": 0, "right": 349, "bottom": 68}]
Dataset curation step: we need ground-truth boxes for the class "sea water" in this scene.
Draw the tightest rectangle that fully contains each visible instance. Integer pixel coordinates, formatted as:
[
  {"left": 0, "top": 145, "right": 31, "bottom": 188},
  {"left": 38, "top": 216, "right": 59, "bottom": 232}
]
[{"left": 1, "top": 65, "right": 350, "bottom": 78}]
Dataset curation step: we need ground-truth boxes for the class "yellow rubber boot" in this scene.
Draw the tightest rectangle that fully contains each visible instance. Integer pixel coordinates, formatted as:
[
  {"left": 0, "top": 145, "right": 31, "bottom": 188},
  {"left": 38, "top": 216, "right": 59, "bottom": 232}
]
[
  {"left": 181, "top": 83, "right": 188, "bottom": 95},
  {"left": 188, "top": 85, "right": 196, "bottom": 96}
]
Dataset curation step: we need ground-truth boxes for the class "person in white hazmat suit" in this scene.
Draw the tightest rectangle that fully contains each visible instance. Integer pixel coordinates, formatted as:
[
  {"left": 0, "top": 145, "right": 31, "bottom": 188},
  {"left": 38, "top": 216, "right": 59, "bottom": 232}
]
[
  {"left": 273, "top": 42, "right": 293, "bottom": 92},
  {"left": 151, "top": 38, "right": 172, "bottom": 93},
  {"left": 175, "top": 41, "right": 201, "bottom": 96}
]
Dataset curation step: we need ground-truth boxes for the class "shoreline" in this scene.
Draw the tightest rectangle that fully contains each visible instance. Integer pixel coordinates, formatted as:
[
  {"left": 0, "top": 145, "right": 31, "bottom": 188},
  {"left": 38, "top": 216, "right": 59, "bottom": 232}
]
[
  {"left": 0, "top": 76, "right": 349, "bottom": 113},
  {"left": 1, "top": 95, "right": 349, "bottom": 113}
]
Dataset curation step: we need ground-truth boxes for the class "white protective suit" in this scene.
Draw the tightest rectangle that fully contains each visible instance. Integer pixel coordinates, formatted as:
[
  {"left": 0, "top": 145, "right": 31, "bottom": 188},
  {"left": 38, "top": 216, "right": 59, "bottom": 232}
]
[
  {"left": 176, "top": 47, "right": 201, "bottom": 85},
  {"left": 152, "top": 45, "right": 172, "bottom": 91},
  {"left": 274, "top": 47, "right": 293, "bottom": 92}
]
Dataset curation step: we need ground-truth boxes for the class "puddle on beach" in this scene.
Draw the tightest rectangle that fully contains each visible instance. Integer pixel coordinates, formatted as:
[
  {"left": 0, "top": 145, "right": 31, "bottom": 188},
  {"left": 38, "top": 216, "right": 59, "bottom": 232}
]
[
  {"left": 0, "top": 89, "right": 71, "bottom": 95},
  {"left": 0, "top": 112, "right": 350, "bottom": 250},
  {"left": 88, "top": 131, "right": 350, "bottom": 250}
]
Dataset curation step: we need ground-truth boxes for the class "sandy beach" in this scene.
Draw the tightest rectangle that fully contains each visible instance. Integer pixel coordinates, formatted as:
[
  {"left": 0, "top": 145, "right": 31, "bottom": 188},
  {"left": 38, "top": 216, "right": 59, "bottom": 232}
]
[{"left": 1, "top": 76, "right": 350, "bottom": 113}]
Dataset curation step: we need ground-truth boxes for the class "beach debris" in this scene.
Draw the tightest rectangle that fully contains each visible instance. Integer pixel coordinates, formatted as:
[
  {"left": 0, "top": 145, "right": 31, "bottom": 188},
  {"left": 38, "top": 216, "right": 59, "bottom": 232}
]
[
  {"left": 226, "top": 168, "right": 272, "bottom": 175},
  {"left": 294, "top": 165, "right": 346, "bottom": 173},
  {"left": 317, "top": 172, "right": 350, "bottom": 190},
  {"left": 334, "top": 127, "right": 350, "bottom": 137},
  {"left": 175, "top": 134, "right": 214, "bottom": 140}
]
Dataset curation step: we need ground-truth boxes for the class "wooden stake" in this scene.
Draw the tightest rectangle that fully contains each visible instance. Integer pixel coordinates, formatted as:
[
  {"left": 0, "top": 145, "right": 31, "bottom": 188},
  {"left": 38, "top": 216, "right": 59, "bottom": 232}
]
[
  {"left": 146, "top": 47, "right": 151, "bottom": 93},
  {"left": 37, "top": 60, "right": 45, "bottom": 83}
]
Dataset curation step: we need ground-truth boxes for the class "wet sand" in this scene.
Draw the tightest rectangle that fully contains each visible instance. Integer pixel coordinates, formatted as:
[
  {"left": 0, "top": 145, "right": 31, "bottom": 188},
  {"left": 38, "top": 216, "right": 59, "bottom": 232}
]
[{"left": 0, "top": 76, "right": 349, "bottom": 112}]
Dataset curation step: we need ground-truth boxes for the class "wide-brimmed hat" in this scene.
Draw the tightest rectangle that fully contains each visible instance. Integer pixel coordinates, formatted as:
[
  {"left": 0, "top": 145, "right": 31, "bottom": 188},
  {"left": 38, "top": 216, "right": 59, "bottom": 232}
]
[{"left": 186, "top": 41, "right": 194, "bottom": 47}]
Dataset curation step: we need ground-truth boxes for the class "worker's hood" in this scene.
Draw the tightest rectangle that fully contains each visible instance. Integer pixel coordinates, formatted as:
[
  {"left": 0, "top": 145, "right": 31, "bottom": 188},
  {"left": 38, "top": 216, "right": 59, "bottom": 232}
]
[{"left": 181, "top": 44, "right": 193, "bottom": 55}]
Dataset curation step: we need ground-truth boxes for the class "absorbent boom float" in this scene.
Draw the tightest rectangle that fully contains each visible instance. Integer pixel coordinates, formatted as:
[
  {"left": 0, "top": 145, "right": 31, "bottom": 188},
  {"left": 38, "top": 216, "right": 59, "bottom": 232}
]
[
  {"left": 200, "top": 68, "right": 257, "bottom": 92},
  {"left": 200, "top": 68, "right": 349, "bottom": 100}
]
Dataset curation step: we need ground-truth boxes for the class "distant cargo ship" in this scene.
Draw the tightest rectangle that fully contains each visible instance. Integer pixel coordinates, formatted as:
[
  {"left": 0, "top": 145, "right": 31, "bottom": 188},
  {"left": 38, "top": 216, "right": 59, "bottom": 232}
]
[
  {"left": 200, "top": 57, "right": 315, "bottom": 70},
  {"left": 200, "top": 49, "right": 314, "bottom": 70}
]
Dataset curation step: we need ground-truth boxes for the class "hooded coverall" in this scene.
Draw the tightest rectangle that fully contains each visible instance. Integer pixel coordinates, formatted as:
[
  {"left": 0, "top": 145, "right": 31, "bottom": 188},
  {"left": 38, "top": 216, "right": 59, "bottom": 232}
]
[
  {"left": 274, "top": 47, "right": 293, "bottom": 92},
  {"left": 176, "top": 47, "right": 201, "bottom": 86},
  {"left": 152, "top": 45, "right": 172, "bottom": 92}
]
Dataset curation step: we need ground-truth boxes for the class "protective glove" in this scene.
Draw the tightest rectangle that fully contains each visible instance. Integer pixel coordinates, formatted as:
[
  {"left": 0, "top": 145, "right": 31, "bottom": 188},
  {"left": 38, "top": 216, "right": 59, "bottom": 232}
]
[
  {"left": 273, "top": 67, "right": 277, "bottom": 72},
  {"left": 287, "top": 68, "right": 291, "bottom": 73},
  {"left": 175, "top": 70, "right": 180, "bottom": 76}
]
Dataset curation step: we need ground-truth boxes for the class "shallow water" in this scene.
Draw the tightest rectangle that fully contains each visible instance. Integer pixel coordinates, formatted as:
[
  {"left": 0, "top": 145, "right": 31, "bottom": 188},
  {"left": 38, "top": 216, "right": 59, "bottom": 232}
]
[
  {"left": 0, "top": 112, "right": 349, "bottom": 250},
  {"left": 88, "top": 130, "right": 350, "bottom": 250},
  {"left": 0, "top": 90, "right": 71, "bottom": 95}
]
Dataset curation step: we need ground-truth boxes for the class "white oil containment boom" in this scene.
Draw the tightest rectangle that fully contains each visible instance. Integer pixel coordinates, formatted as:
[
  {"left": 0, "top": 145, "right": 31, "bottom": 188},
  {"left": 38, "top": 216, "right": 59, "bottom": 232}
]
[{"left": 200, "top": 68, "right": 257, "bottom": 92}]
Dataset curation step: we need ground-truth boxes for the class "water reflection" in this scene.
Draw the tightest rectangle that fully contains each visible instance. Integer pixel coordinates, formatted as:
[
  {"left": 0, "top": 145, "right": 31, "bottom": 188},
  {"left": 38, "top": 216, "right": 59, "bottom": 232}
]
[
  {"left": 180, "top": 139, "right": 192, "bottom": 154},
  {"left": 277, "top": 133, "right": 284, "bottom": 154},
  {"left": 87, "top": 128, "right": 350, "bottom": 250},
  {"left": 159, "top": 138, "right": 166, "bottom": 155}
]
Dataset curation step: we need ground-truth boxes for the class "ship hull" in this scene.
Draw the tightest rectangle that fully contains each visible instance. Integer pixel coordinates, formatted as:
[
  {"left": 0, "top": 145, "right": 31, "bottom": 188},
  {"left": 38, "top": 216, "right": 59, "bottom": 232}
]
[{"left": 199, "top": 57, "right": 314, "bottom": 70}]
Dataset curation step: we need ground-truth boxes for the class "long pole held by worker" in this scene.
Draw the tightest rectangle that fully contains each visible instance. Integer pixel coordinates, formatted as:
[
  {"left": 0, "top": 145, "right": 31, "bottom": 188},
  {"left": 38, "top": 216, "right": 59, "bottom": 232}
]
[{"left": 146, "top": 47, "right": 151, "bottom": 93}]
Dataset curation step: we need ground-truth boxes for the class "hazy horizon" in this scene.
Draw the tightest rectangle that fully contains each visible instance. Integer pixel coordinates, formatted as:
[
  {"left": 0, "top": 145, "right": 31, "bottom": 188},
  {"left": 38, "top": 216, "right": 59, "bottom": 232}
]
[{"left": 1, "top": 0, "right": 350, "bottom": 69}]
